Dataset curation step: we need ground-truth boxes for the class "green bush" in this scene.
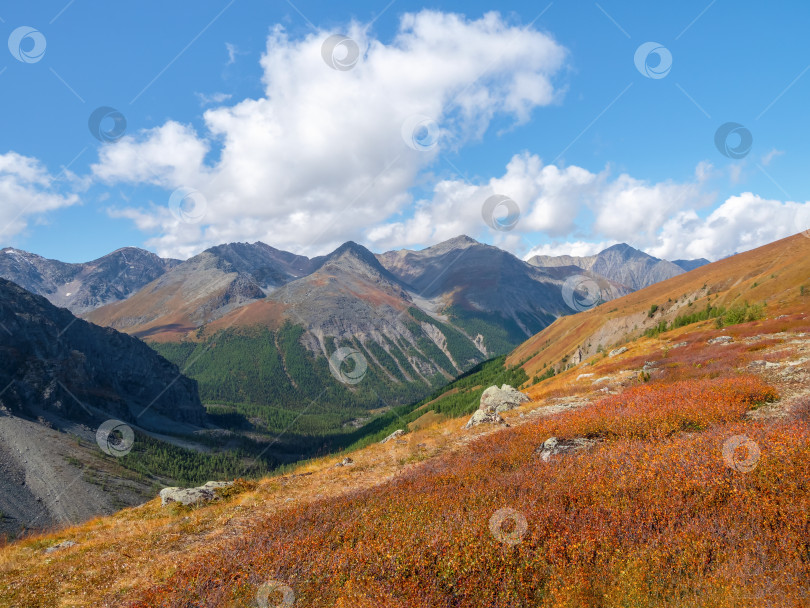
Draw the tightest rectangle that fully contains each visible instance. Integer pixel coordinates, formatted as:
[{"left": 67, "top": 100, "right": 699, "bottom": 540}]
[
  {"left": 716, "top": 302, "right": 764, "bottom": 328},
  {"left": 643, "top": 304, "right": 726, "bottom": 338}
]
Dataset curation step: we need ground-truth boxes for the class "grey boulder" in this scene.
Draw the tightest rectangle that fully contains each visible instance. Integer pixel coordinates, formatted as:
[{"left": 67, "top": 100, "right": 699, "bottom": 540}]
[
  {"left": 480, "top": 384, "right": 530, "bottom": 414},
  {"left": 464, "top": 408, "right": 504, "bottom": 429},
  {"left": 465, "top": 384, "right": 529, "bottom": 428},
  {"left": 159, "top": 481, "right": 234, "bottom": 507},
  {"left": 535, "top": 436, "right": 596, "bottom": 461}
]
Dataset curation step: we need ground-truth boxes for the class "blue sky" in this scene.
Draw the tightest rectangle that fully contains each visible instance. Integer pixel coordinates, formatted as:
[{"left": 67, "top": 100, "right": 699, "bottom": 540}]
[{"left": 1, "top": 0, "right": 809, "bottom": 263}]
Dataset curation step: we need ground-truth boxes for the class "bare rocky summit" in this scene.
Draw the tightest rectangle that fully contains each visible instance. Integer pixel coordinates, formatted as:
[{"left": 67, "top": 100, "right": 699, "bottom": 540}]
[
  {"left": 527, "top": 243, "right": 705, "bottom": 291},
  {"left": 0, "top": 246, "right": 178, "bottom": 314}
]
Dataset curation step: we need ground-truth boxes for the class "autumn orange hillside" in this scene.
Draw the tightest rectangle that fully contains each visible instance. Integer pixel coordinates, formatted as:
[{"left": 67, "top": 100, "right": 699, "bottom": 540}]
[{"left": 509, "top": 231, "right": 810, "bottom": 379}]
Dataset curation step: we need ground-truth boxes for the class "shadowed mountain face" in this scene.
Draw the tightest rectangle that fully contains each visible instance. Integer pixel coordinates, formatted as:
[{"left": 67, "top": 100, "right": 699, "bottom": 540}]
[
  {"left": 0, "top": 278, "right": 211, "bottom": 537},
  {"left": 0, "top": 278, "right": 204, "bottom": 430},
  {"left": 526, "top": 243, "right": 706, "bottom": 290},
  {"left": 0, "top": 247, "right": 179, "bottom": 314}
]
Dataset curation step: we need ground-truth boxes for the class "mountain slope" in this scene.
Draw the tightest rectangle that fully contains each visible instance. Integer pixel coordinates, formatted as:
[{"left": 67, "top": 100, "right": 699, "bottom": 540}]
[
  {"left": 0, "top": 278, "right": 204, "bottom": 428},
  {"left": 527, "top": 242, "right": 691, "bottom": 290},
  {"left": 378, "top": 235, "right": 625, "bottom": 352},
  {"left": 0, "top": 278, "right": 208, "bottom": 536},
  {"left": 511, "top": 232, "right": 810, "bottom": 378},
  {"left": 152, "top": 242, "right": 494, "bottom": 423},
  {"left": 0, "top": 247, "right": 178, "bottom": 314},
  {"left": 85, "top": 242, "right": 309, "bottom": 338}
]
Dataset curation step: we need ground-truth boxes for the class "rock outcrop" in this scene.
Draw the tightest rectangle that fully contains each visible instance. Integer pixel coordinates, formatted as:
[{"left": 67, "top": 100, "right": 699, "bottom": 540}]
[
  {"left": 381, "top": 429, "right": 405, "bottom": 443},
  {"left": 159, "top": 481, "right": 234, "bottom": 506},
  {"left": 465, "top": 384, "right": 530, "bottom": 428},
  {"left": 480, "top": 384, "right": 531, "bottom": 413},
  {"left": 44, "top": 540, "right": 77, "bottom": 554},
  {"left": 464, "top": 408, "right": 505, "bottom": 428},
  {"left": 535, "top": 437, "right": 596, "bottom": 461}
]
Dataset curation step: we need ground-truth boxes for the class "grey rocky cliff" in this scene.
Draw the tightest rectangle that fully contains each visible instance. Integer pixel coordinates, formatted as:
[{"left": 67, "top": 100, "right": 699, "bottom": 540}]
[{"left": 0, "top": 278, "right": 205, "bottom": 428}]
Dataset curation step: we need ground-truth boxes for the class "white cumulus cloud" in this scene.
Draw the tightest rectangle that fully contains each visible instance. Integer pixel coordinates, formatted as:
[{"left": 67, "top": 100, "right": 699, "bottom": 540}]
[
  {"left": 86, "top": 10, "right": 810, "bottom": 264},
  {"left": 0, "top": 152, "right": 79, "bottom": 241},
  {"left": 92, "top": 10, "right": 568, "bottom": 259},
  {"left": 649, "top": 193, "right": 810, "bottom": 261}
]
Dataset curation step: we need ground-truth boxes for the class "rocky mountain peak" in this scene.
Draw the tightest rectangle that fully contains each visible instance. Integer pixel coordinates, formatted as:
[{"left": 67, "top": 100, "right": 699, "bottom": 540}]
[{"left": 311, "top": 241, "right": 393, "bottom": 278}]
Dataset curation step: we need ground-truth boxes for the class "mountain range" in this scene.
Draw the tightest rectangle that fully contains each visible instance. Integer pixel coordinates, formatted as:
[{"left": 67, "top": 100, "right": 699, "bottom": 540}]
[
  {"left": 2, "top": 239, "right": 705, "bottom": 322},
  {"left": 75, "top": 237, "right": 635, "bottom": 418},
  {"left": 0, "top": 238, "right": 705, "bottom": 428}
]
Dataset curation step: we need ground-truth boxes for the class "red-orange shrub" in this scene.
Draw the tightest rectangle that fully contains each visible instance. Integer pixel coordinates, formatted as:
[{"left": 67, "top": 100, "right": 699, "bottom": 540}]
[
  {"left": 548, "top": 375, "right": 777, "bottom": 440},
  {"left": 126, "top": 376, "right": 809, "bottom": 608}
]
